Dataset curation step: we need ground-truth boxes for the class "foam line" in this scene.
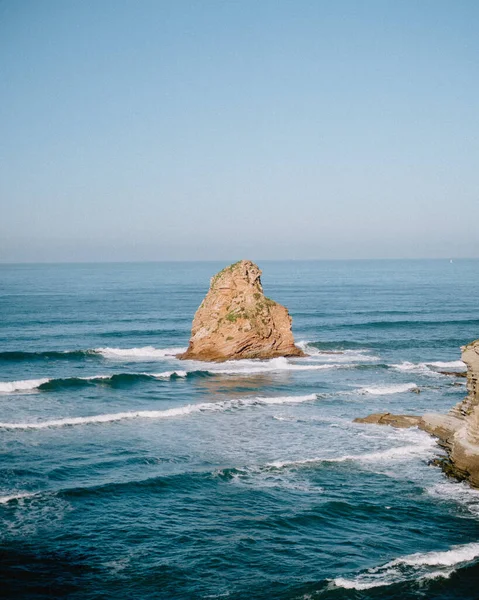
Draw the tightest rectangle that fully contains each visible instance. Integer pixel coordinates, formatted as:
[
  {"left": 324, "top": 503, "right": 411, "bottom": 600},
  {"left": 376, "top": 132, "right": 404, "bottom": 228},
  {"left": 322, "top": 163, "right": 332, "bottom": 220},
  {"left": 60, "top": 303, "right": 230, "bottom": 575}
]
[
  {"left": 359, "top": 382, "right": 418, "bottom": 395},
  {"left": 94, "top": 346, "right": 186, "bottom": 359},
  {"left": 0, "top": 379, "right": 49, "bottom": 393},
  {"left": 0, "top": 492, "right": 36, "bottom": 504},
  {"left": 0, "top": 394, "right": 318, "bottom": 430}
]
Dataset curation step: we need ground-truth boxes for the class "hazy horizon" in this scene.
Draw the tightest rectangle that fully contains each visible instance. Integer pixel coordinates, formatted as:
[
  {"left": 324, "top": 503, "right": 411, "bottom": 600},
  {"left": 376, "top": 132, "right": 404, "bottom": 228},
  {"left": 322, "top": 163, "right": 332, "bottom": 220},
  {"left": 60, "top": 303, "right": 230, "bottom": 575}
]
[
  {"left": 1, "top": 1, "right": 478, "bottom": 262},
  {"left": 1, "top": 257, "right": 477, "bottom": 266}
]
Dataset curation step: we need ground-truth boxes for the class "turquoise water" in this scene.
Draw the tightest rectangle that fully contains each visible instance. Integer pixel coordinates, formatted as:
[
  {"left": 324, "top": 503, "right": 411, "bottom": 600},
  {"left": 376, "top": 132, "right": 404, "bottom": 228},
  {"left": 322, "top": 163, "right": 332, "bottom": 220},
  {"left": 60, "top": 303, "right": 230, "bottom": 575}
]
[{"left": 1, "top": 260, "right": 479, "bottom": 599}]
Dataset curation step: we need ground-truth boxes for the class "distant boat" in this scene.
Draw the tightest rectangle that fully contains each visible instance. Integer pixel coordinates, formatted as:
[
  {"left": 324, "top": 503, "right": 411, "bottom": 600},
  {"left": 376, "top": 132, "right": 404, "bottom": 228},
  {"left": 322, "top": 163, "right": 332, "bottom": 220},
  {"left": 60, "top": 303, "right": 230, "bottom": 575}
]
[{"left": 450, "top": 259, "right": 454, "bottom": 263}]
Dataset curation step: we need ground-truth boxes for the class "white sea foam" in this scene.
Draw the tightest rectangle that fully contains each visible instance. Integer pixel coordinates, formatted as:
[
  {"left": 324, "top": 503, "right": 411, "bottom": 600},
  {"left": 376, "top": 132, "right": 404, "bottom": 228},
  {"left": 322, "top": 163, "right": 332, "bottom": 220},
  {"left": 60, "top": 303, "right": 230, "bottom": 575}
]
[
  {"left": 85, "top": 370, "right": 188, "bottom": 381},
  {"left": 333, "top": 542, "right": 479, "bottom": 590},
  {"left": 267, "top": 436, "right": 436, "bottom": 469},
  {"left": 212, "top": 356, "right": 342, "bottom": 374},
  {"left": 95, "top": 346, "right": 353, "bottom": 373},
  {"left": 0, "top": 394, "right": 317, "bottom": 430},
  {"left": 391, "top": 543, "right": 479, "bottom": 567},
  {"left": 94, "top": 346, "right": 187, "bottom": 359},
  {"left": 0, "top": 492, "right": 36, "bottom": 504},
  {"left": 297, "top": 341, "right": 379, "bottom": 362},
  {"left": 391, "top": 361, "right": 434, "bottom": 375},
  {"left": 151, "top": 370, "right": 188, "bottom": 379},
  {"left": 0, "top": 378, "right": 49, "bottom": 393},
  {"left": 392, "top": 360, "right": 466, "bottom": 375},
  {"left": 426, "top": 360, "right": 466, "bottom": 369},
  {"left": 333, "top": 577, "right": 387, "bottom": 590},
  {"left": 427, "top": 481, "right": 479, "bottom": 517},
  {"left": 359, "top": 382, "right": 418, "bottom": 395}
]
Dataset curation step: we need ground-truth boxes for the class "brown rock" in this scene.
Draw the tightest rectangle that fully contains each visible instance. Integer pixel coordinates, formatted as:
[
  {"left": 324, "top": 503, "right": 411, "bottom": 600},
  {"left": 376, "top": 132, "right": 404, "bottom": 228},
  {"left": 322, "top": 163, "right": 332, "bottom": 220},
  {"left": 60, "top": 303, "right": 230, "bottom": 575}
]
[
  {"left": 355, "top": 340, "right": 479, "bottom": 488},
  {"left": 178, "top": 260, "right": 305, "bottom": 362},
  {"left": 354, "top": 412, "right": 422, "bottom": 428},
  {"left": 447, "top": 340, "right": 479, "bottom": 486},
  {"left": 419, "top": 413, "right": 463, "bottom": 448}
]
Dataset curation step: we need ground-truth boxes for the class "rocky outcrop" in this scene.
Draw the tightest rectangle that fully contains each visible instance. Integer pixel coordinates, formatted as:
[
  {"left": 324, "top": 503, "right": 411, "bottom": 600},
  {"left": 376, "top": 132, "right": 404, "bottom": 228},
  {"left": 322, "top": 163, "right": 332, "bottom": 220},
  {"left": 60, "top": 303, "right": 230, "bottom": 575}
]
[
  {"left": 178, "top": 260, "right": 305, "bottom": 362},
  {"left": 445, "top": 340, "right": 479, "bottom": 486},
  {"left": 354, "top": 413, "right": 422, "bottom": 428},
  {"left": 420, "top": 413, "right": 463, "bottom": 450},
  {"left": 354, "top": 339, "right": 479, "bottom": 488}
]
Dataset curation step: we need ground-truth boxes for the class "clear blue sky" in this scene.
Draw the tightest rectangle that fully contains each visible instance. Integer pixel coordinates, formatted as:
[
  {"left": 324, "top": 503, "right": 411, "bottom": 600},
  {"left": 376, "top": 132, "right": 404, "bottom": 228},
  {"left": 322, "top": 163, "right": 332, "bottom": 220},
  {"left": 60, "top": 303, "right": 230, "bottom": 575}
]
[{"left": 1, "top": 0, "right": 478, "bottom": 262}]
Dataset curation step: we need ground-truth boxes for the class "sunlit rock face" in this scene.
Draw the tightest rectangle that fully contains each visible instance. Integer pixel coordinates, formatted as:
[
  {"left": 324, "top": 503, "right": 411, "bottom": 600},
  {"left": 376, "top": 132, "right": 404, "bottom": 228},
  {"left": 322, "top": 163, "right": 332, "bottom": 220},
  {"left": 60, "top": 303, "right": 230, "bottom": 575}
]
[
  {"left": 178, "top": 260, "right": 305, "bottom": 362},
  {"left": 447, "top": 340, "right": 479, "bottom": 487},
  {"left": 355, "top": 339, "right": 479, "bottom": 488}
]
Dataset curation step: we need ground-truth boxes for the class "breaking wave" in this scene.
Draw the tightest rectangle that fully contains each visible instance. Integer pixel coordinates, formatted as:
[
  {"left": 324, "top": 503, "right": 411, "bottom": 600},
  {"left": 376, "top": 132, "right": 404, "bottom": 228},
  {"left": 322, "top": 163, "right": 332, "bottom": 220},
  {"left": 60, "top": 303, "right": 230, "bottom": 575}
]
[
  {"left": 332, "top": 542, "right": 479, "bottom": 590},
  {"left": 209, "top": 356, "right": 344, "bottom": 374},
  {"left": 0, "top": 394, "right": 318, "bottom": 430},
  {"left": 297, "top": 340, "right": 379, "bottom": 362},
  {"left": 266, "top": 436, "right": 436, "bottom": 469},
  {"left": 0, "top": 356, "right": 349, "bottom": 393},
  {"left": 359, "top": 382, "right": 418, "bottom": 395},
  {"left": 0, "top": 346, "right": 186, "bottom": 363},
  {"left": 0, "top": 492, "right": 37, "bottom": 505},
  {"left": 0, "top": 378, "right": 50, "bottom": 393},
  {"left": 0, "top": 371, "right": 189, "bottom": 393},
  {"left": 0, "top": 349, "right": 96, "bottom": 362},
  {"left": 392, "top": 360, "right": 466, "bottom": 376},
  {"left": 426, "top": 481, "right": 479, "bottom": 517},
  {"left": 94, "top": 346, "right": 187, "bottom": 359}
]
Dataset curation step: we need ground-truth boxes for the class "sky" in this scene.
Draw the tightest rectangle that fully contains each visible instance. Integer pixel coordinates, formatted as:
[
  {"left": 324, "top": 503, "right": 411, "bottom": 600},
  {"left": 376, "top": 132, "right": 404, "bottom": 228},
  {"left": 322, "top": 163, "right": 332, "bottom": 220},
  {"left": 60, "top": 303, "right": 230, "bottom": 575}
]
[{"left": 1, "top": 0, "right": 478, "bottom": 262}]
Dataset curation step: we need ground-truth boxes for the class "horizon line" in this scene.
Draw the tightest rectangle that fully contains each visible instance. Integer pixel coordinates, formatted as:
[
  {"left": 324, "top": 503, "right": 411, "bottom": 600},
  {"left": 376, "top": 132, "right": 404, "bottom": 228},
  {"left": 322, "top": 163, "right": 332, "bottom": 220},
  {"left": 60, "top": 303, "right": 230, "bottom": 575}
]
[{"left": 0, "top": 257, "right": 476, "bottom": 266}]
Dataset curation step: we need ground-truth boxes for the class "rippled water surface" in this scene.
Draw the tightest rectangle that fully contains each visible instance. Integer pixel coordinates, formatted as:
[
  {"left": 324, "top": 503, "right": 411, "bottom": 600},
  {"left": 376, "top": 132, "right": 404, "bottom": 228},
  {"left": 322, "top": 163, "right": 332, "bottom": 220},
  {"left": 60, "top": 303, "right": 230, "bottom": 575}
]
[{"left": 1, "top": 260, "right": 479, "bottom": 599}]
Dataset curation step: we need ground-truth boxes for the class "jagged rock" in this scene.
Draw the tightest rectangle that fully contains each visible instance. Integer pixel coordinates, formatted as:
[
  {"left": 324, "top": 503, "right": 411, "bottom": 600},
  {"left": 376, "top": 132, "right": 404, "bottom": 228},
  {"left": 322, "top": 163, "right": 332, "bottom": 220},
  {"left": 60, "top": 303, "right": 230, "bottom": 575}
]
[
  {"left": 178, "top": 260, "right": 305, "bottom": 362},
  {"left": 449, "top": 340, "right": 479, "bottom": 418},
  {"left": 354, "top": 413, "right": 422, "bottom": 428},
  {"left": 446, "top": 340, "right": 479, "bottom": 486},
  {"left": 354, "top": 339, "right": 479, "bottom": 488}
]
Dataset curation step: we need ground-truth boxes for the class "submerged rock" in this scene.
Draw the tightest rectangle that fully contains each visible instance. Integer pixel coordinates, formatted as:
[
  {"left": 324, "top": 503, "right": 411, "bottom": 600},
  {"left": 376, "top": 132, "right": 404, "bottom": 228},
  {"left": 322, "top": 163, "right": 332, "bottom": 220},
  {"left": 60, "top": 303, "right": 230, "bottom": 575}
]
[
  {"left": 355, "top": 339, "right": 479, "bottom": 488},
  {"left": 178, "top": 260, "right": 305, "bottom": 362},
  {"left": 437, "top": 370, "right": 467, "bottom": 378}
]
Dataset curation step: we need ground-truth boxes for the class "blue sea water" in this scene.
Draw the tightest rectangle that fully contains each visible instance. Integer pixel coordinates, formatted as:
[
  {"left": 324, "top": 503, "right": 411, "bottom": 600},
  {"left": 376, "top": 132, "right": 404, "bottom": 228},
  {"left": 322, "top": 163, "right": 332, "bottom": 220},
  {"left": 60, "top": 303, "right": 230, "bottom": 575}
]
[{"left": 1, "top": 260, "right": 479, "bottom": 599}]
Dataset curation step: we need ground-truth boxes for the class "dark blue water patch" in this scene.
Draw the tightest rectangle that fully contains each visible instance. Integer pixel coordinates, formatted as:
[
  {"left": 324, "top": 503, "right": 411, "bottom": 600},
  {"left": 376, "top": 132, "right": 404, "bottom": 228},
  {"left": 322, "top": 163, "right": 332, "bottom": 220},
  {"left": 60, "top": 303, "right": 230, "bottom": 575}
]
[
  {"left": 328, "top": 319, "right": 479, "bottom": 331},
  {"left": 0, "top": 349, "right": 99, "bottom": 363},
  {"left": 0, "top": 544, "right": 94, "bottom": 599},
  {"left": 10, "top": 370, "right": 214, "bottom": 392},
  {"left": 4, "top": 464, "right": 478, "bottom": 600},
  {"left": 307, "top": 338, "right": 470, "bottom": 352},
  {"left": 36, "top": 372, "right": 191, "bottom": 391}
]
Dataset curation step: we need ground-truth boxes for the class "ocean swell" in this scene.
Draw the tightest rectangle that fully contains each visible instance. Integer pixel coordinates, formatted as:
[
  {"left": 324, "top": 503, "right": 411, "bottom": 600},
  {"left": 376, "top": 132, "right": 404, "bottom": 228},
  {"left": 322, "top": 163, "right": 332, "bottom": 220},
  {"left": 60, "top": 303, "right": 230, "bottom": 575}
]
[{"left": 0, "top": 394, "right": 318, "bottom": 430}]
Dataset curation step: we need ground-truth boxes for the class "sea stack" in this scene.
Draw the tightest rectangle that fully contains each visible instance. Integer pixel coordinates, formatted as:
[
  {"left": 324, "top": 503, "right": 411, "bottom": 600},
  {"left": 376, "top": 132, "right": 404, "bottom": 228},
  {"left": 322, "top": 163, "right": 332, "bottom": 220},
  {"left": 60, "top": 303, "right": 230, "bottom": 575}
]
[{"left": 178, "top": 260, "right": 305, "bottom": 362}]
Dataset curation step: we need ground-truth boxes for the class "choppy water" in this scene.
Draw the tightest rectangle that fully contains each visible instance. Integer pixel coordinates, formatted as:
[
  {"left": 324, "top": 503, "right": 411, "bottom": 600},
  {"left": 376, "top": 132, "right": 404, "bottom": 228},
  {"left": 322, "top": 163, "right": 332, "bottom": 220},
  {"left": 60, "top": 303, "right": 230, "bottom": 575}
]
[{"left": 1, "top": 260, "right": 479, "bottom": 599}]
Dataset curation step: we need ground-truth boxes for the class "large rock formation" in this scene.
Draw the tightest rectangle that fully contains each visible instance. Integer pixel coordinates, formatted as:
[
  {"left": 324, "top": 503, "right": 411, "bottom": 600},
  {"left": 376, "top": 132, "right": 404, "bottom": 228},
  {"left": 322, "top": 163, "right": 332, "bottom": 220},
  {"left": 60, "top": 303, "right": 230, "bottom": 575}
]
[
  {"left": 178, "top": 260, "right": 305, "bottom": 362},
  {"left": 445, "top": 340, "right": 479, "bottom": 486},
  {"left": 354, "top": 339, "right": 479, "bottom": 488}
]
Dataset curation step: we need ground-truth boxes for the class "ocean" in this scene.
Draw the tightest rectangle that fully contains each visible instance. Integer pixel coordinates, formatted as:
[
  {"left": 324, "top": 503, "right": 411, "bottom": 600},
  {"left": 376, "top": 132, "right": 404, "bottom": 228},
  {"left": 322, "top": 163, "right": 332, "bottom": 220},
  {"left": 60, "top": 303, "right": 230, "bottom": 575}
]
[{"left": 1, "top": 260, "right": 479, "bottom": 599}]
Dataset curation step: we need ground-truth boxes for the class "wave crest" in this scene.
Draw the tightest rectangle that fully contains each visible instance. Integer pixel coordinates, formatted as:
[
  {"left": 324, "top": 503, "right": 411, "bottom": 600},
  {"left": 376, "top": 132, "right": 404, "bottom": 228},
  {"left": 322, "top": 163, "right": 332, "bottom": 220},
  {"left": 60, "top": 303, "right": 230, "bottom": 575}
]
[
  {"left": 0, "top": 394, "right": 318, "bottom": 430},
  {"left": 359, "top": 382, "right": 418, "bottom": 395},
  {"left": 94, "top": 346, "right": 186, "bottom": 359},
  {"left": 333, "top": 542, "right": 479, "bottom": 590}
]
